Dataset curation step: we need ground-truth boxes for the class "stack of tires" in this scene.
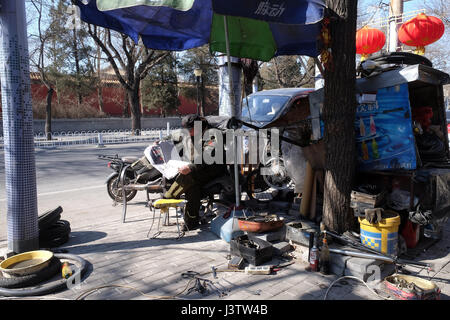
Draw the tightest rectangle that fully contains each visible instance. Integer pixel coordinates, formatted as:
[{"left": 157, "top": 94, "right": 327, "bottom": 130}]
[{"left": 38, "top": 206, "right": 71, "bottom": 248}]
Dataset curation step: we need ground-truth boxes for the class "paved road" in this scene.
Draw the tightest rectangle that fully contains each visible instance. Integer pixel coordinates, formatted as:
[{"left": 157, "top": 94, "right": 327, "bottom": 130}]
[{"left": 0, "top": 142, "right": 152, "bottom": 242}]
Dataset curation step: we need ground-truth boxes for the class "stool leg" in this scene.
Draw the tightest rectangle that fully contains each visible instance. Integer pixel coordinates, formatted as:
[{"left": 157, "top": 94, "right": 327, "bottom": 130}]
[
  {"left": 120, "top": 167, "right": 129, "bottom": 223},
  {"left": 176, "top": 207, "right": 182, "bottom": 239},
  {"left": 145, "top": 189, "right": 150, "bottom": 207},
  {"left": 152, "top": 208, "right": 164, "bottom": 238},
  {"left": 122, "top": 187, "right": 127, "bottom": 223},
  {"left": 163, "top": 208, "right": 170, "bottom": 226},
  {"left": 147, "top": 201, "right": 156, "bottom": 238}
]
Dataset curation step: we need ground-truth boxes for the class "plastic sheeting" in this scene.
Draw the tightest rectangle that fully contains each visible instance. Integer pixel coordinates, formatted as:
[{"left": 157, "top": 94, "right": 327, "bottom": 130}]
[{"left": 281, "top": 139, "right": 306, "bottom": 194}]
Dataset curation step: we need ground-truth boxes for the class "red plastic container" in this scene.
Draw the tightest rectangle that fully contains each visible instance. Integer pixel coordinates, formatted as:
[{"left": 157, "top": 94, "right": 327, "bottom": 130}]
[{"left": 401, "top": 220, "right": 420, "bottom": 248}]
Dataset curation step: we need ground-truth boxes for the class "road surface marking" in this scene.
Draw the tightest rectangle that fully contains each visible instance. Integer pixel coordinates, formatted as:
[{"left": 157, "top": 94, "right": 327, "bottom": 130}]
[{"left": 0, "top": 184, "right": 104, "bottom": 202}]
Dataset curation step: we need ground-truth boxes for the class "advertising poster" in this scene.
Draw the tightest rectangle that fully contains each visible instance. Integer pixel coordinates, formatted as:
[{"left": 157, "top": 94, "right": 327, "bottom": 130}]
[{"left": 355, "top": 83, "right": 417, "bottom": 171}]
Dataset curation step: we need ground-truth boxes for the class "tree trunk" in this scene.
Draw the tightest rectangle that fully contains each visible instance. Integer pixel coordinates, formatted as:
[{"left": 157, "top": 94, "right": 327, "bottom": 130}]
[
  {"left": 45, "top": 87, "right": 54, "bottom": 141},
  {"left": 123, "top": 90, "right": 130, "bottom": 118},
  {"left": 97, "top": 86, "right": 104, "bottom": 113},
  {"left": 96, "top": 32, "right": 104, "bottom": 113},
  {"left": 322, "top": 0, "right": 358, "bottom": 233},
  {"left": 200, "top": 76, "right": 205, "bottom": 116},
  {"left": 73, "top": 29, "right": 82, "bottom": 107},
  {"left": 128, "top": 86, "right": 141, "bottom": 134}
]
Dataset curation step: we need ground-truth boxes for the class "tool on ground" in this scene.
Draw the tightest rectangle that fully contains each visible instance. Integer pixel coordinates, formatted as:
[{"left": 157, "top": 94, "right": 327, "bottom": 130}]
[
  {"left": 228, "top": 256, "right": 245, "bottom": 270},
  {"left": 221, "top": 278, "right": 262, "bottom": 296},
  {"left": 205, "top": 280, "right": 229, "bottom": 298},
  {"left": 325, "top": 230, "right": 432, "bottom": 269},
  {"left": 182, "top": 271, "right": 210, "bottom": 296},
  {"left": 211, "top": 266, "right": 218, "bottom": 279},
  {"left": 181, "top": 271, "right": 228, "bottom": 297}
]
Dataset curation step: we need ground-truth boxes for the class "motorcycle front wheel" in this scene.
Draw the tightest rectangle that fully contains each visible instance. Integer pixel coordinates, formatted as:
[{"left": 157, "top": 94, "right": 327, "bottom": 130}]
[{"left": 107, "top": 174, "right": 137, "bottom": 202}]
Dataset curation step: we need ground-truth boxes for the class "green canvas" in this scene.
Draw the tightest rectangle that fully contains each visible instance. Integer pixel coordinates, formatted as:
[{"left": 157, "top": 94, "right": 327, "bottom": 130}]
[{"left": 210, "top": 14, "right": 277, "bottom": 62}]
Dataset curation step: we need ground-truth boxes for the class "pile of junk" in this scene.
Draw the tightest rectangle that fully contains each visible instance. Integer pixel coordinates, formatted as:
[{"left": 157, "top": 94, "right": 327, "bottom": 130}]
[
  {"left": 0, "top": 206, "right": 89, "bottom": 297},
  {"left": 216, "top": 52, "right": 449, "bottom": 300}
]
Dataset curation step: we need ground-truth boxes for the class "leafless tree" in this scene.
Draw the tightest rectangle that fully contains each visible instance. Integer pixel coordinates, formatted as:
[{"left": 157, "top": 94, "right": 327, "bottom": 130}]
[
  {"left": 28, "top": 0, "right": 55, "bottom": 140},
  {"left": 86, "top": 25, "right": 169, "bottom": 132}
]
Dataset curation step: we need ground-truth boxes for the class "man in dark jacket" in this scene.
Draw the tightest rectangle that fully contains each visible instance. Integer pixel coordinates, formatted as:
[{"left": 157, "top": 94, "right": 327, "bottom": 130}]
[{"left": 164, "top": 114, "right": 227, "bottom": 231}]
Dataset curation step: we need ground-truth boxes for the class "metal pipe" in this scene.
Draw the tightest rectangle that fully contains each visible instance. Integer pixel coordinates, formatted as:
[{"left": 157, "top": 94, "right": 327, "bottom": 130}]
[
  {"left": 329, "top": 248, "right": 395, "bottom": 263},
  {"left": 326, "top": 230, "right": 432, "bottom": 269},
  {"left": 223, "top": 16, "right": 240, "bottom": 207}
]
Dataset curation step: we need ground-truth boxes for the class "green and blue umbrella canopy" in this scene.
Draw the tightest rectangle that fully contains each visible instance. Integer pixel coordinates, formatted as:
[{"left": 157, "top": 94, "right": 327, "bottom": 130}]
[{"left": 75, "top": 0, "right": 325, "bottom": 61}]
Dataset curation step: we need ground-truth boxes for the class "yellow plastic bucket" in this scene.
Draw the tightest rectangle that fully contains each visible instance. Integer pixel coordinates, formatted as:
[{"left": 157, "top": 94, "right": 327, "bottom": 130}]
[{"left": 358, "top": 210, "right": 401, "bottom": 255}]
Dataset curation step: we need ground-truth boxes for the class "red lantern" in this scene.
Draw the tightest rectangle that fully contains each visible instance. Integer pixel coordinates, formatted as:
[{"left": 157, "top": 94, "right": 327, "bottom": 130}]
[
  {"left": 356, "top": 26, "right": 386, "bottom": 60},
  {"left": 398, "top": 13, "right": 445, "bottom": 55}
]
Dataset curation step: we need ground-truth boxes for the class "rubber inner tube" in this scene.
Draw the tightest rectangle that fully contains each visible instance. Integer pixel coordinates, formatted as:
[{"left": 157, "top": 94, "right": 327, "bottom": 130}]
[
  {"left": 0, "top": 257, "right": 62, "bottom": 289},
  {"left": 39, "top": 220, "right": 71, "bottom": 241},
  {"left": 0, "top": 253, "right": 88, "bottom": 297},
  {"left": 38, "top": 206, "right": 63, "bottom": 231}
]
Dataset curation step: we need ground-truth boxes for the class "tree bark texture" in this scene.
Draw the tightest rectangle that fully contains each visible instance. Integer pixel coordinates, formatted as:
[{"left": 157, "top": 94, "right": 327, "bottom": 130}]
[
  {"left": 73, "top": 29, "right": 82, "bottom": 106},
  {"left": 45, "top": 87, "right": 54, "bottom": 141},
  {"left": 123, "top": 90, "right": 130, "bottom": 118},
  {"left": 322, "top": 0, "right": 358, "bottom": 233},
  {"left": 128, "top": 86, "right": 141, "bottom": 133}
]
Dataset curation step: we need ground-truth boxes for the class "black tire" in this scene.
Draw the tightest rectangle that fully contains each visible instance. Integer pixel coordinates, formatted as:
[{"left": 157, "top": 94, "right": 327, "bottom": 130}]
[
  {"left": 38, "top": 206, "right": 63, "bottom": 231},
  {"left": 369, "top": 52, "right": 432, "bottom": 67},
  {"left": 39, "top": 220, "right": 71, "bottom": 241},
  {"left": 40, "top": 234, "right": 70, "bottom": 248},
  {"left": 106, "top": 174, "right": 137, "bottom": 202},
  {"left": 0, "top": 257, "right": 61, "bottom": 289},
  {"left": 0, "top": 253, "right": 88, "bottom": 297}
]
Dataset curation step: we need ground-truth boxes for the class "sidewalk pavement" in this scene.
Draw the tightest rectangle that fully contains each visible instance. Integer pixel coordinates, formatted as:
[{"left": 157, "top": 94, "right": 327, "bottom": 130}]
[{"left": 0, "top": 193, "right": 449, "bottom": 301}]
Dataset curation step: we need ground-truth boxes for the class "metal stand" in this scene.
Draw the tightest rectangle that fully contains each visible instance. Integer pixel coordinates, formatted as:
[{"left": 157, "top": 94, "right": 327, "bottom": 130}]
[{"left": 119, "top": 164, "right": 165, "bottom": 223}]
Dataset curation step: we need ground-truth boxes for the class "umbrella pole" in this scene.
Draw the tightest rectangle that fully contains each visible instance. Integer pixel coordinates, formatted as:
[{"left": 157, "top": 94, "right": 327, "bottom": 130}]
[{"left": 223, "top": 16, "right": 240, "bottom": 208}]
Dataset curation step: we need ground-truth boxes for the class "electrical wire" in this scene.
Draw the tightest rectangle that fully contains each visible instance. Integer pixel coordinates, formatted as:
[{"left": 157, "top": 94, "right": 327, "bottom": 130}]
[
  {"left": 323, "top": 276, "right": 394, "bottom": 301},
  {"left": 429, "top": 259, "right": 450, "bottom": 281},
  {"left": 75, "top": 283, "right": 191, "bottom": 300},
  {"left": 75, "top": 268, "right": 245, "bottom": 300}
]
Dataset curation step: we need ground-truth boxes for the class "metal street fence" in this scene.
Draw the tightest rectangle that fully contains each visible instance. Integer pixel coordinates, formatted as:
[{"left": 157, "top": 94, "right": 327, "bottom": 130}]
[{"left": 0, "top": 126, "right": 180, "bottom": 150}]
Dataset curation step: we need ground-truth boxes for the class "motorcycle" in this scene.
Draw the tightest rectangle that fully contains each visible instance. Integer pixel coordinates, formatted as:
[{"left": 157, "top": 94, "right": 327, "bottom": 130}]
[
  {"left": 98, "top": 140, "right": 237, "bottom": 208},
  {"left": 98, "top": 154, "right": 162, "bottom": 202}
]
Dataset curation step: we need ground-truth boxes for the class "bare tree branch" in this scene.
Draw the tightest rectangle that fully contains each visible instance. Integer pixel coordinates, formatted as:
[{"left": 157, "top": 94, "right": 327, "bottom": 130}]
[{"left": 88, "top": 24, "right": 131, "bottom": 91}]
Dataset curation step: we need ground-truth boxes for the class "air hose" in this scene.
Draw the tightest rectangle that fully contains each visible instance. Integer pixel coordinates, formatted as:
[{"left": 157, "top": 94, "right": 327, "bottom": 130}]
[{"left": 0, "top": 253, "right": 88, "bottom": 297}]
